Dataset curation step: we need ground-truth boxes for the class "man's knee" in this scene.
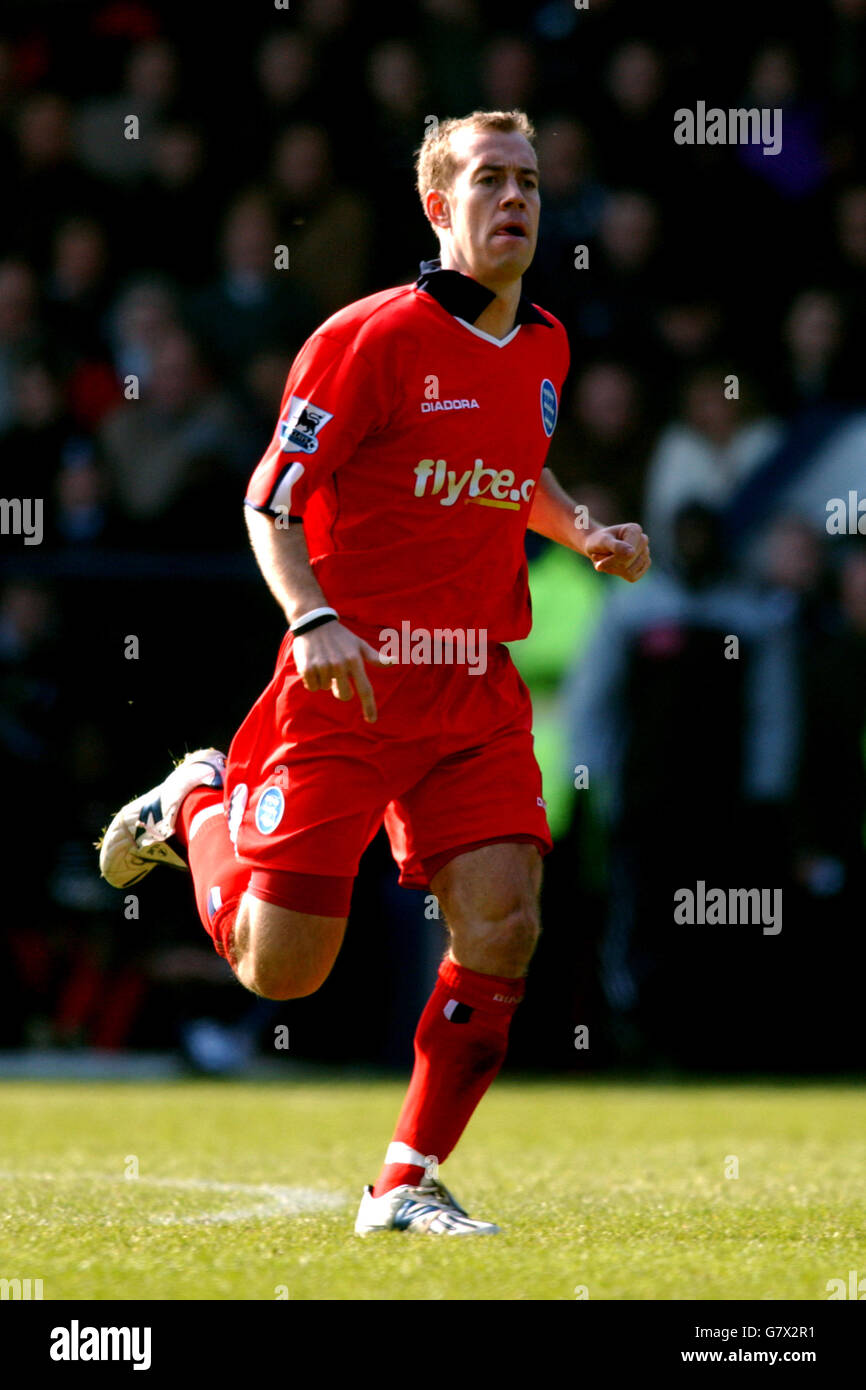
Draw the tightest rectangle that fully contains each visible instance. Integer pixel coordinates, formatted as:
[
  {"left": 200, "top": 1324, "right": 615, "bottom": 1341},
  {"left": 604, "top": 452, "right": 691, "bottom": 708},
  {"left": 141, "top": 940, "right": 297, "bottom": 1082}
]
[
  {"left": 480, "top": 900, "right": 541, "bottom": 965},
  {"left": 238, "top": 951, "right": 327, "bottom": 1001},
  {"left": 231, "top": 895, "right": 346, "bottom": 1000},
  {"left": 450, "top": 896, "right": 541, "bottom": 977},
  {"left": 433, "top": 843, "right": 543, "bottom": 975}
]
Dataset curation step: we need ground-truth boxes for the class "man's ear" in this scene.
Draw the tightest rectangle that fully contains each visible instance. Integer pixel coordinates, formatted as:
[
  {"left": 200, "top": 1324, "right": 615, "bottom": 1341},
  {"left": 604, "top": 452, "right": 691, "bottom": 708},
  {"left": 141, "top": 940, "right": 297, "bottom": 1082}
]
[{"left": 425, "top": 188, "right": 451, "bottom": 231}]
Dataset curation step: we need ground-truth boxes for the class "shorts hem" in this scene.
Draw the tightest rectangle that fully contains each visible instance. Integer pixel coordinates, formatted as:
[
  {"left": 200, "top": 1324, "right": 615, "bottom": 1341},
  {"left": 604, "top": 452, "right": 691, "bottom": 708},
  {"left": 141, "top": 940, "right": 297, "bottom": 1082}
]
[{"left": 402, "top": 833, "right": 552, "bottom": 892}]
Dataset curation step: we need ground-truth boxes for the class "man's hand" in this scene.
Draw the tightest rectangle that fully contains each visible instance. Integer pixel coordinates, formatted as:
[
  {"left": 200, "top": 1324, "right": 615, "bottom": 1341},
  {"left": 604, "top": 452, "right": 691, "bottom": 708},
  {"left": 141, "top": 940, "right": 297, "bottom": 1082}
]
[
  {"left": 292, "top": 621, "right": 390, "bottom": 723},
  {"left": 583, "top": 522, "right": 651, "bottom": 582},
  {"left": 527, "top": 472, "right": 651, "bottom": 581}
]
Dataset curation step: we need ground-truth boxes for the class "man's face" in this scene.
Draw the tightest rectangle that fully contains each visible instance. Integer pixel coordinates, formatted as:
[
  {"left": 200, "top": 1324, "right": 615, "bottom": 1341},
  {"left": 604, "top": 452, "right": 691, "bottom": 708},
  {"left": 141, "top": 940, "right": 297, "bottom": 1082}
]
[{"left": 430, "top": 128, "right": 540, "bottom": 288}]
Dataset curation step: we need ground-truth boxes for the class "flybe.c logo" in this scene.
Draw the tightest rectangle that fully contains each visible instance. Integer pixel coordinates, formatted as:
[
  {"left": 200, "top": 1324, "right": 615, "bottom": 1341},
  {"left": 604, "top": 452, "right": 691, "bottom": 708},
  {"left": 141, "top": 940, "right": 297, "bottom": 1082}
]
[{"left": 413, "top": 458, "right": 536, "bottom": 510}]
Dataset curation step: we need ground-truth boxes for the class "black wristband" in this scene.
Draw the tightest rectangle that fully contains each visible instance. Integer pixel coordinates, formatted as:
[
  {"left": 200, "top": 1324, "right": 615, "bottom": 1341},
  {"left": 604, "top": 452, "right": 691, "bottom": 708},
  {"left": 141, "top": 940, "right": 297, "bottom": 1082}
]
[{"left": 291, "top": 613, "right": 339, "bottom": 636}]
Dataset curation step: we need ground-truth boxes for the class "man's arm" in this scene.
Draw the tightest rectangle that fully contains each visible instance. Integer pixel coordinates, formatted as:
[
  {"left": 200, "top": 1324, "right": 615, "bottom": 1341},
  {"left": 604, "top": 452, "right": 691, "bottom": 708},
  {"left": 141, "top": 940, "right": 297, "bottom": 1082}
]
[
  {"left": 245, "top": 508, "right": 386, "bottom": 722},
  {"left": 528, "top": 467, "right": 651, "bottom": 582}
]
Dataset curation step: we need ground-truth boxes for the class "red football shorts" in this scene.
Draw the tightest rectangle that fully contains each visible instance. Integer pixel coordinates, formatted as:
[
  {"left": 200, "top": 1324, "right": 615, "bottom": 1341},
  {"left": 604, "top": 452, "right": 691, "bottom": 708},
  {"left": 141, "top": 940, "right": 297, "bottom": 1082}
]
[{"left": 224, "top": 621, "right": 552, "bottom": 893}]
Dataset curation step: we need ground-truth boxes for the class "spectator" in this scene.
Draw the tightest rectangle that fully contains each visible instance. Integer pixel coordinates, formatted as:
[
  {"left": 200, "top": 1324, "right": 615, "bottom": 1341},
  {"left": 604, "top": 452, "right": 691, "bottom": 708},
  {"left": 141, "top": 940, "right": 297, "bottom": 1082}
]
[
  {"left": 776, "top": 289, "right": 856, "bottom": 410},
  {"left": 44, "top": 216, "right": 110, "bottom": 341},
  {"left": 269, "top": 123, "right": 372, "bottom": 316},
  {"left": 234, "top": 347, "right": 296, "bottom": 468},
  {"left": 106, "top": 274, "right": 180, "bottom": 393},
  {"left": 187, "top": 191, "right": 319, "bottom": 381},
  {"left": 418, "top": 0, "right": 482, "bottom": 115},
  {"left": 0, "top": 259, "right": 41, "bottom": 435},
  {"left": 644, "top": 365, "right": 782, "bottom": 564},
  {"left": 0, "top": 357, "right": 78, "bottom": 509},
  {"left": 98, "top": 327, "right": 245, "bottom": 548},
  {"left": 573, "top": 190, "right": 665, "bottom": 358},
  {"left": 219, "top": 31, "right": 325, "bottom": 183},
  {"left": 594, "top": 41, "right": 675, "bottom": 189},
  {"left": 737, "top": 44, "right": 828, "bottom": 202},
  {"left": 564, "top": 503, "right": 799, "bottom": 1064},
  {"left": 365, "top": 40, "right": 431, "bottom": 283},
  {"left": 479, "top": 35, "right": 538, "bottom": 112},
  {"left": 545, "top": 359, "right": 656, "bottom": 522},
  {"left": 527, "top": 117, "right": 607, "bottom": 315},
  {"left": 10, "top": 94, "right": 105, "bottom": 266},
  {"left": 74, "top": 38, "right": 179, "bottom": 184},
  {"left": 828, "top": 185, "right": 866, "bottom": 370},
  {"left": 795, "top": 544, "right": 866, "bottom": 878},
  {"left": 122, "top": 120, "right": 221, "bottom": 282}
]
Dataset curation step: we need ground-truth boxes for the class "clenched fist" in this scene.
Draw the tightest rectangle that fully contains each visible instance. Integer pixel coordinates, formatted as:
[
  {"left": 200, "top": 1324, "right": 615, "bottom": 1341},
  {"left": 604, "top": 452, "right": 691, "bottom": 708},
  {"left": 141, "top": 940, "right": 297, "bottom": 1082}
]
[{"left": 583, "top": 522, "right": 651, "bottom": 582}]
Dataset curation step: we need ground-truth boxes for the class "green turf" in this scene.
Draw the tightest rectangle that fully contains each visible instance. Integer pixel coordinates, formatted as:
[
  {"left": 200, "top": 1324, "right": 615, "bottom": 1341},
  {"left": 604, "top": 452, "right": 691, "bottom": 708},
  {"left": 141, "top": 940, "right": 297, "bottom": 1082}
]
[{"left": 1, "top": 1076, "right": 863, "bottom": 1300}]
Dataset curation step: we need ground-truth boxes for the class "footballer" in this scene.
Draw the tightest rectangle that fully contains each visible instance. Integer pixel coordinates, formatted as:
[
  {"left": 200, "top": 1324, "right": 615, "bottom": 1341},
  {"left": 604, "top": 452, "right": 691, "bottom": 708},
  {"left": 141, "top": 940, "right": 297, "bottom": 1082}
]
[{"left": 99, "top": 110, "right": 651, "bottom": 1236}]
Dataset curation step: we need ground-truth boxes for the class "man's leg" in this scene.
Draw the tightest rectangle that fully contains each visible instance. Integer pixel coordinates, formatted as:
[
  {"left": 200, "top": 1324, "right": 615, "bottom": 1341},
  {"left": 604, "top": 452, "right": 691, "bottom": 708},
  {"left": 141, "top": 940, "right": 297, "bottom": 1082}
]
[
  {"left": 371, "top": 841, "right": 541, "bottom": 1196},
  {"left": 229, "top": 897, "right": 346, "bottom": 999},
  {"left": 176, "top": 786, "right": 349, "bottom": 1000},
  {"left": 100, "top": 759, "right": 352, "bottom": 1004}
]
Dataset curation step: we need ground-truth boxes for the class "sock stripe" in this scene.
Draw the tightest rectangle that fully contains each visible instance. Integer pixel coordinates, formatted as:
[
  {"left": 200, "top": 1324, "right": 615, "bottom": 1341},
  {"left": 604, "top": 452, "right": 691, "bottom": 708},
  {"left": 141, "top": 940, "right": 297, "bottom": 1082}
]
[
  {"left": 384, "top": 1142, "right": 431, "bottom": 1170},
  {"left": 188, "top": 801, "right": 226, "bottom": 841},
  {"left": 443, "top": 999, "right": 473, "bottom": 1023}
]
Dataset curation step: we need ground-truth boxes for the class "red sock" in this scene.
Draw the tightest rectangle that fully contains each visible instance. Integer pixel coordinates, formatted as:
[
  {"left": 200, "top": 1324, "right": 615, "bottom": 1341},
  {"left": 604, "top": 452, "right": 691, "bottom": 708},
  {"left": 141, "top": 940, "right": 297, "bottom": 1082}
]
[
  {"left": 372, "top": 956, "right": 525, "bottom": 1197},
  {"left": 176, "top": 788, "right": 250, "bottom": 964}
]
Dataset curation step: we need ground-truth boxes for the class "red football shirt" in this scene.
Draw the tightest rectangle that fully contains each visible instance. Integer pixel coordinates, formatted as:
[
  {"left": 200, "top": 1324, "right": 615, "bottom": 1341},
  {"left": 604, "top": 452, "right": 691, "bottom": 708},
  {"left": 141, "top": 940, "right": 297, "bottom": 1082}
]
[{"left": 244, "top": 262, "right": 570, "bottom": 644}]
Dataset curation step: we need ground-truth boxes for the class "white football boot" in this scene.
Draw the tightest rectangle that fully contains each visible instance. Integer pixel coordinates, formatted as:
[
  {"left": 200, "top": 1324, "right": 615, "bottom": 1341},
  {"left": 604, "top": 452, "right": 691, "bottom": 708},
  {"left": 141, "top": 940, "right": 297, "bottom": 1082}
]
[
  {"left": 98, "top": 748, "right": 226, "bottom": 889},
  {"left": 355, "top": 1169, "right": 500, "bottom": 1236}
]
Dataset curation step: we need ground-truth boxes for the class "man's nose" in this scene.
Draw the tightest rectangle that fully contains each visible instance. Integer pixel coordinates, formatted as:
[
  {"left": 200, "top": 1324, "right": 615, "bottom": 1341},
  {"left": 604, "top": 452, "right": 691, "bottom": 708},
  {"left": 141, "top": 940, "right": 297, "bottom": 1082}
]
[{"left": 501, "top": 179, "right": 526, "bottom": 206}]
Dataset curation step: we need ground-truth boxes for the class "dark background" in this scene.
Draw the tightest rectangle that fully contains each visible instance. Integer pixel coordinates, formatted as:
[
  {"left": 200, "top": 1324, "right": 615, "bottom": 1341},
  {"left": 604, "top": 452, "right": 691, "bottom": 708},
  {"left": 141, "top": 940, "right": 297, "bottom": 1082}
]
[{"left": 1, "top": 0, "right": 865, "bottom": 1075}]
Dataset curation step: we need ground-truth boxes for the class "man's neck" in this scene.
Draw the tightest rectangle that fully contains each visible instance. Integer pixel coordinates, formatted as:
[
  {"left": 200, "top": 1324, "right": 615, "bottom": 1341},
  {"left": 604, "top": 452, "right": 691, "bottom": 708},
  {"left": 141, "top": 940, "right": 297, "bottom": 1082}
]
[
  {"left": 472, "top": 282, "right": 521, "bottom": 339},
  {"left": 439, "top": 252, "right": 522, "bottom": 339}
]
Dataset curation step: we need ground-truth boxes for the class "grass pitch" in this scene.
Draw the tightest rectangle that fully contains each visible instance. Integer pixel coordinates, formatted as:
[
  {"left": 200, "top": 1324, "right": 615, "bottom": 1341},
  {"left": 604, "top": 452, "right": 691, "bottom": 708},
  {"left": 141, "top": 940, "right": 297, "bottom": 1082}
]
[{"left": 1, "top": 1075, "right": 863, "bottom": 1301}]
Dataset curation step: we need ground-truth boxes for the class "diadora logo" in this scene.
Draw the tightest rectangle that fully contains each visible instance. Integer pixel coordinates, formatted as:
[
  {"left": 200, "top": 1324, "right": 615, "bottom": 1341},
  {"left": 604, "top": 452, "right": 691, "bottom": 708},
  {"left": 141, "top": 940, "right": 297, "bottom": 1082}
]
[
  {"left": 419, "top": 398, "right": 480, "bottom": 414},
  {"left": 413, "top": 458, "right": 536, "bottom": 509},
  {"left": 419, "top": 372, "right": 479, "bottom": 415}
]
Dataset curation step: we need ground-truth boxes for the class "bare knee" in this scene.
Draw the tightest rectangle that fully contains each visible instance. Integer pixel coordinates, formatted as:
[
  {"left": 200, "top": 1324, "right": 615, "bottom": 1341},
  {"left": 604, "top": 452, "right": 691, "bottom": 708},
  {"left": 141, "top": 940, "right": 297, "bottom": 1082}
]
[
  {"left": 231, "top": 895, "right": 346, "bottom": 1000},
  {"left": 482, "top": 902, "right": 541, "bottom": 973},
  {"left": 451, "top": 900, "right": 541, "bottom": 977},
  {"left": 432, "top": 843, "right": 543, "bottom": 977},
  {"left": 240, "top": 959, "right": 325, "bottom": 1001}
]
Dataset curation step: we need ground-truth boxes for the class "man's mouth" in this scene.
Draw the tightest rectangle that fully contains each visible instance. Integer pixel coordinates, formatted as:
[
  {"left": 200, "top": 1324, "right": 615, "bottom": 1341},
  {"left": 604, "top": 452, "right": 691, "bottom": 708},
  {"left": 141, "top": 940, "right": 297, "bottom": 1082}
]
[{"left": 492, "top": 222, "right": 527, "bottom": 239}]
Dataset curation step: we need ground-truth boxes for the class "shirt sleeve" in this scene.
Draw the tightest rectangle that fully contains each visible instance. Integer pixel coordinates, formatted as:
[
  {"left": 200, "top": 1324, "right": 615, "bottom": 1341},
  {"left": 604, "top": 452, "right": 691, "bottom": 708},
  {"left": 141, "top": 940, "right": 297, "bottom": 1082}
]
[{"left": 244, "top": 329, "right": 388, "bottom": 518}]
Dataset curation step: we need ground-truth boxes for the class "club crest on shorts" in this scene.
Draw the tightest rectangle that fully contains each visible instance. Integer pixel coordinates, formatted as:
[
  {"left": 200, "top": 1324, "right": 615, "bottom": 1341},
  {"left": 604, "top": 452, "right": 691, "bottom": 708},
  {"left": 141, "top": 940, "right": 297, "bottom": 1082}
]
[
  {"left": 255, "top": 786, "right": 285, "bottom": 835},
  {"left": 278, "top": 396, "right": 334, "bottom": 454},
  {"left": 540, "top": 379, "right": 558, "bottom": 437},
  {"left": 227, "top": 783, "right": 249, "bottom": 846}
]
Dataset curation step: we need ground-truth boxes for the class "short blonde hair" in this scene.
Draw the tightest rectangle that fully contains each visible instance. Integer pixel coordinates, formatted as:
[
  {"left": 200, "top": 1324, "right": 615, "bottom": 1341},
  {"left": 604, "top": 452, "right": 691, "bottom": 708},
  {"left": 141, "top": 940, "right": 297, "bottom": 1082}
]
[{"left": 415, "top": 110, "right": 536, "bottom": 213}]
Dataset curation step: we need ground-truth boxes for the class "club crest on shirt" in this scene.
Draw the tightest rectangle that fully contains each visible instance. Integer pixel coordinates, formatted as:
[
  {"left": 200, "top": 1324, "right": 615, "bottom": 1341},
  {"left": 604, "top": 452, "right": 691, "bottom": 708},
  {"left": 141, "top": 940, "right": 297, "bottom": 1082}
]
[
  {"left": 278, "top": 396, "right": 334, "bottom": 454},
  {"left": 255, "top": 786, "right": 285, "bottom": 835},
  {"left": 540, "top": 379, "right": 558, "bottom": 437}
]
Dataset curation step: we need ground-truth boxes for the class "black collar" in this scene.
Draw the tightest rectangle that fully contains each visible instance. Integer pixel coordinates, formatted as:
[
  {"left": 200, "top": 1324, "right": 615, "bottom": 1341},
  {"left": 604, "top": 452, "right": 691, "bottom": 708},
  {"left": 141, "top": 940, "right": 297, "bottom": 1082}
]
[{"left": 415, "top": 257, "right": 550, "bottom": 328}]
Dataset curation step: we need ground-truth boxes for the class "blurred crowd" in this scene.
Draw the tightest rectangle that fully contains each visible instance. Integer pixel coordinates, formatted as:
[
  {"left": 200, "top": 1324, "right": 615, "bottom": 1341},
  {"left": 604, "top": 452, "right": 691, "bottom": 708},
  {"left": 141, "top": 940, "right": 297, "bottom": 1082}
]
[{"left": 2, "top": 0, "right": 865, "bottom": 1070}]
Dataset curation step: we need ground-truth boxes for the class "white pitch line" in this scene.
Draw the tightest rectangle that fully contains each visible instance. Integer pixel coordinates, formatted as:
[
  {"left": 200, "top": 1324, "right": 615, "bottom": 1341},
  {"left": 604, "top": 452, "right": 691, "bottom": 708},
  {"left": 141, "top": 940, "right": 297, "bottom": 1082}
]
[{"left": 0, "top": 1170, "right": 347, "bottom": 1225}]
